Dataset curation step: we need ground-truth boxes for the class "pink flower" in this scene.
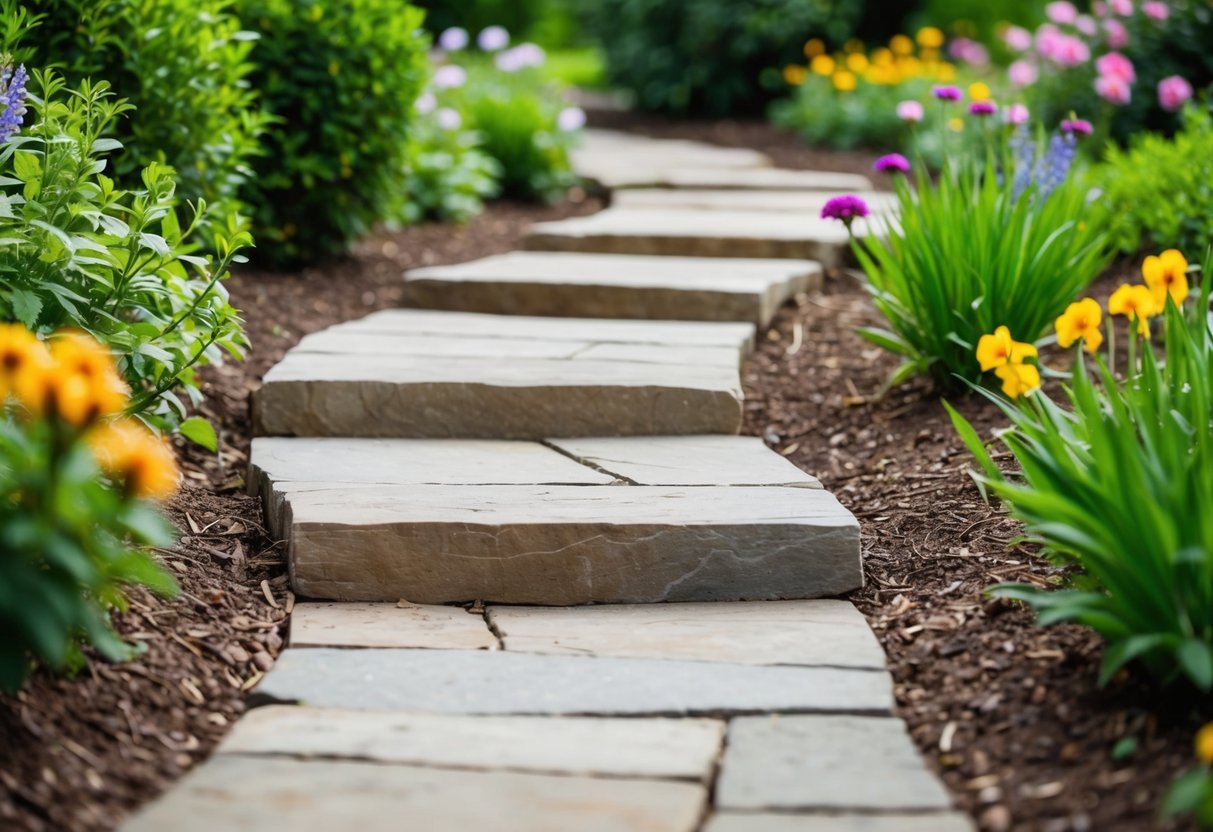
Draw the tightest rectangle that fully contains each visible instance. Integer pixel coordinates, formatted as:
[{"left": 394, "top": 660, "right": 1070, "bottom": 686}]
[
  {"left": 1096, "top": 52, "right": 1136, "bottom": 83},
  {"left": 1143, "top": 1, "right": 1169, "bottom": 20},
  {"left": 1053, "top": 35, "right": 1092, "bottom": 67},
  {"left": 1095, "top": 74, "right": 1132, "bottom": 105},
  {"left": 1158, "top": 75, "right": 1193, "bottom": 111},
  {"left": 1009, "top": 60, "right": 1039, "bottom": 87},
  {"left": 1110, "top": 0, "right": 1133, "bottom": 14},
  {"left": 1104, "top": 19, "right": 1129, "bottom": 48},
  {"left": 1046, "top": 1, "right": 1079, "bottom": 24},
  {"left": 873, "top": 153, "right": 911, "bottom": 174},
  {"left": 1006, "top": 103, "right": 1031, "bottom": 125},
  {"left": 1036, "top": 24, "right": 1063, "bottom": 60},
  {"left": 1004, "top": 25, "right": 1033, "bottom": 52},
  {"left": 1061, "top": 118, "right": 1094, "bottom": 135},
  {"left": 896, "top": 100, "right": 925, "bottom": 122},
  {"left": 949, "top": 38, "right": 990, "bottom": 66},
  {"left": 821, "top": 195, "right": 871, "bottom": 230},
  {"left": 969, "top": 100, "right": 998, "bottom": 117},
  {"left": 1093, "top": 0, "right": 1108, "bottom": 14},
  {"left": 1076, "top": 15, "right": 1098, "bottom": 36}
]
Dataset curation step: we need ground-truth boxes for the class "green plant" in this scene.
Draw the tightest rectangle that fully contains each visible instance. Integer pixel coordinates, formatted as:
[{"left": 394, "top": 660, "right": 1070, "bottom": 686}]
[
  {"left": 1166, "top": 724, "right": 1213, "bottom": 828},
  {"left": 772, "top": 74, "right": 931, "bottom": 152},
  {"left": 0, "top": 70, "right": 250, "bottom": 433},
  {"left": 1099, "top": 105, "right": 1213, "bottom": 257},
  {"left": 238, "top": 0, "right": 430, "bottom": 267},
  {"left": 0, "top": 324, "right": 178, "bottom": 692},
  {"left": 947, "top": 252, "right": 1213, "bottom": 691},
  {"left": 401, "top": 110, "right": 501, "bottom": 224}
]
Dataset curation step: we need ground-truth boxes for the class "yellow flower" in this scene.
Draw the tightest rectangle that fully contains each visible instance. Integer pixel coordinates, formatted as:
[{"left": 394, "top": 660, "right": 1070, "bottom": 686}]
[
  {"left": 890, "top": 34, "right": 914, "bottom": 56},
  {"left": 872, "top": 47, "right": 894, "bottom": 67},
  {"left": 783, "top": 65, "right": 808, "bottom": 86},
  {"left": 1055, "top": 298, "right": 1104, "bottom": 354},
  {"left": 804, "top": 38, "right": 826, "bottom": 58},
  {"left": 920, "top": 47, "right": 941, "bottom": 63},
  {"left": 810, "top": 54, "right": 836, "bottom": 76},
  {"left": 977, "top": 325, "right": 1038, "bottom": 372},
  {"left": 917, "top": 26, "right": 945, "bottom": 48},
  {"left": 846, "top": 52, "right": 869, "bottom": 73},
  {"left": 948, "top": 117, "right": 964, "bottom": 132},
  {"left": 832, "top": 70, "right": 857, "bottom": 92},
  {"left": 1108, "top": 284, "right": 1158, "bottom": 336},
  {"left": 0, "top": 323, "right": 52, "bottom": 408},
  {"left": 88, "top": 419, "right": 180, "bottom": 501},
  {"left": 1142, "top": 249, "right": 1189, "bottom": 309},
  {"left": 995, "top": 361, "right": 1041, "bottom": 399},
  {"left": 1197, "top": 723, "right": 1213, "bottom": 764},
  {"left": 968, "top": 82, "right": 992, "bottom": 102},
  {"left": 41, "top": 331, "right": 129, "bottom": 426},
  {"left": 936, "top": 62, "right": 957, "bottom": 81},
  {"left": 844, "top": 39, "right": 864, "bottom": 54}
]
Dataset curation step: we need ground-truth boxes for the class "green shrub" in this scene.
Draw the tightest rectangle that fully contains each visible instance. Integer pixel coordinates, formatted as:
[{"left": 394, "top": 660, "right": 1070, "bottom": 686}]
[
  {"left": 416, "top": 0, "right": 552, "bottom": 43},
  {"left": 401, "top": 108, "right": 501, "bottom": 224},
  {"left": 771, "top": 72, "right": 934, "bottom": 152},
  {"left": 585, "top": 0, "right": 863, "bottom": 116},
  {"left": 238, "top": 0, "right": 430, "bottom": 267},
  {"left": 947, "top": 253, "right": 1213, "bottom": 691},
  {"left": 1098, "top": 105, "right": 1213, "bottom": 258}
]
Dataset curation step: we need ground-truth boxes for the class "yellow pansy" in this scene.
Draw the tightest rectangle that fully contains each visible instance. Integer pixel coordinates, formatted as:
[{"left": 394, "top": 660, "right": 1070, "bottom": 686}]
[
  {"left": 995, "top": 361, "right": 1041, "bottom": 399},
  {"left": 890, "top": 34, "right": 914, "bottom": 56},
  {"left": 1142, "top": 249, "right": 1189, "bottom": 309},
  {"left": 804, "top": 38, "right": 826, "bottom": 58},
  {"left": 968, "top": 82, "right": 992, "bottom": 102},
  {"left": 977, "top": 325, "right": 1038, "bottom": 372},
  {"left": 917, "top": 26, "right": 945, "bottom": 48},
  {"left": 810, "top": 54, "right": 836, "bottom": 76},
  {"left": 1108, "top": 284, "right": 1158, "bottom": 336},
  {"left": 832, "top": 70, "right": 857, "bottom": 92},
  {"left": 1055, "top": 298, "right": 1104, "bottom": 354},
  {"left": 783, "top": 65, "right": 808, "bottom": 86}
]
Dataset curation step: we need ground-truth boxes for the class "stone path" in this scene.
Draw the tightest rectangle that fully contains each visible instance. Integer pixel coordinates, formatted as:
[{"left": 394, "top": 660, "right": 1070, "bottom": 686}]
[{"left": 124, "top": 129, "right": 968, "bottom": 831}]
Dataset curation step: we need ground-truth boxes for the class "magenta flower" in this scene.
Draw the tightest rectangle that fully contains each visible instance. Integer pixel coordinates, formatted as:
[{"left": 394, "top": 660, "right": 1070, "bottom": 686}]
[
  {"left": 896, "top": 100, "right": 925, "bottom": 122},
  {"left": 933, "top": 85, "right": 963, "bottom": 101},
  {"left": 1109, "top": 0, "right": 1133, "bottom": 14},
  {"left": 821, "top": 194, "right": 871, "bottom": 233},
  {"left": 1006, "top": 103, "right": 1030, "bottom": 125},
  {"left": 1096, "top": 52, "right": 1136, "bottom": 83},
  {"left": 873, "top": 153, "right": 911, "bottom": 174},
  {"left": 969, "top": 101, "right": 998, "bottom": 117},
  {"left": 1061, "top": 118, "right": 1094, "bottom": 135},
  {"left": 1143, "top": 1, "right": 1169, "bottom": 20},
  {"left": 1158, "top": 75, "right": 1193, "bottom": 111},
  {"left": 1046, "top": 1, "right": 1079, "bottom": 24},
  {"left": 1095, "top": 74, "right": 1131, "bottom": 105},
  {"left": 1053, "top": 35, "right": 1091, "bottom": 67},
  {"left": 1009, "top": 60, "right": 1038, "bottom": 88}
]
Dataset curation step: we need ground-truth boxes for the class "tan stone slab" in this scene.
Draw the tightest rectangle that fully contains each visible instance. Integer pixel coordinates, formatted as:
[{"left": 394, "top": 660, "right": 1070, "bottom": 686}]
[
  {"left": 292, "top": 331, "right": 589, "bottom": 358},
  {"left": 121, "top": 755, "right": 706, "bottom": 832},
  {"left": 219, "top": 706, "right": 725, "bottom": 781},
  {"left": 284, "top": 484, "right": 861, "bottom": 603},
  {"left": 547, "top": 435, "right": 821, "bottom": 487},
  {"left": 487, "top": 600, "right": 884, "bottom": 669},
  {"left": 574, "top": 129, "right": 771, "bottom": 178},
  {"left": 613, "top": 189, "right": 897, "bottom": 213},
  {"left": 571, "top": 342, "right": 743, "bottom": 368},
  {"left": 705, "top": 813, "right": 975, "bottom": 832},
  {"left": 289, "top": 602, "right": 496, "bottom": 649},
  {"left": 583, "top": 165, "right": 872, "bottom": 192}
]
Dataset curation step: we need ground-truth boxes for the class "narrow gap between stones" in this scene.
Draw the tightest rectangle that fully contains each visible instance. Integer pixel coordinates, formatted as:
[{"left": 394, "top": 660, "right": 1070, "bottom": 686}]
[
  {"left": 695, "top": 717, "right": 730, "bottom": 832},
  {"left": 539, "top": 439, "right": 640, "bottom": 485}
]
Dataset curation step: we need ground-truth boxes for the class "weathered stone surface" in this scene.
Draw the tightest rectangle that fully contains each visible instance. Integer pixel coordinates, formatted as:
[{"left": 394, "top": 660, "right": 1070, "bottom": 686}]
[
  {"left": 250, "top": 649, "right": 894, "bottom": 716},
  {"left": 121, "top": 754, "right": 706, "bottom": 832},
  {"left": 613, "top": 189, "right": 897, "bottom": 214},
  {"left": 526, "top": 209, "right": 866, "bottom": 268},
  {"left": 403, "top": 252, "right": 821, "bottom": 325},
  {"left": 704, "top": 813, "right": 975, "bottom": 832},
  {"left": 487, "top": 600, "right": 884, "bottom": 668},
  {"left": 289, "top": 602, "right": 497, "bottom": 650},
  {"left": 284, "top": 484, "right": 861, "bottom": 604},
  {"left": 570, "top": 343, "right": 743, "bottom": 367},
  {"left": 583, "top": 165, "right": 873, "bottom": 192},
  {"left": 547, "top": 435, "right": 821, "bottom": 487},
  {"left": 219, "top": 706, "right": 724, "bottom": 781},
  {"left": 573, "top": 129, "right": 772, "bottom": 187},
  {"left": 717, "top": 716, "right": 953, "bottom": 812}
]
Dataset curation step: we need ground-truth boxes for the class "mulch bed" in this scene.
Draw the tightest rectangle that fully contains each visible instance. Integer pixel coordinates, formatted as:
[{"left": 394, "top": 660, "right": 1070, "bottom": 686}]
[{"left": 1, "top": 114, "right": 1206, "bottom": 832}]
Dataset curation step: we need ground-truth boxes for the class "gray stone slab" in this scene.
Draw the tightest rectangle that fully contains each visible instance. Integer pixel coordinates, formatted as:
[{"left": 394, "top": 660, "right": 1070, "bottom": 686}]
[
  {"left": 121, "top": 754, "right": 706, "bottom": 832},
  {"left": 250, "top": 649, "right": 894, "bottom": 716},
  {"left": 547, "top": 435, "right": 821, "bottom": 487},
  {"left": 717, "top": 716, "right": 953, "bottom": 812},
  {"left": 705, "top": 813, "right": 975, "bottom": 832},
  {"left": 574, "top": 129, "right": 772, "bottom": 181},
  {"left": 283, "top": 484, "right": 861, "bottom": 604},
  {"left": 219, "top": 706, "right": 725, "bottom": 781},
  {"left": 571, "top": 342, "right": 743, "bottom": 367},
  {"left": 289, "top": 602, "right": 497, "bottom": 650},
  {"left": 587, "top": 166, "right": 873, "bottom": 192},
  {"left": 292, "top": 331, "right": 590, "bottom": 358},
  {"left": 613, "top": 189, "right": 897, "bottom": 214},
  {"left": 487, "top": 600, "right": 885, "bottom": 669}
]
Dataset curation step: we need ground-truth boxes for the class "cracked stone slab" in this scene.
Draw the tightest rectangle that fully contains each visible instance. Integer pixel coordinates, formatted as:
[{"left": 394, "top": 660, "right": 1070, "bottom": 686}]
[
  {"left": 219, "top": 705, "right": 724, "bottom": 781},
  {"left": 526, "top": 209, "right": 867, "bottom": 268},
  {"left": 283, "top": 484, "right": 861, "bottom": 604},
  {"left": 250, "top": 649, "right": 894, "bottom": 716},
  {"left": 120, "top": 754, "right": 706, "bottom": 832},
  {"left": 289, "top": 602, "right": 497, "bottom": 650},
  {"left": 717, "top": 716, "right": 954, "bottom": 813},
  {"left": 546, "top": 436, "right": 821, "bottom": 487},
  {"left": 403, "top": 252, "right": 821, "bottom": 325},
  {"left": 612, "top": 189, "right": 897, "bottom": 214},
  {"left": 487, "top": 600, "right": 885, "bottom": 669},
  {"left": 704, "top": 814, "right": 975, "bottom": 832}
]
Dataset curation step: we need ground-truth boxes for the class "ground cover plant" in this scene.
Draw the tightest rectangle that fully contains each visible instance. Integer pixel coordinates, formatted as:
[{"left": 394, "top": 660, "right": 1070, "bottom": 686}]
[{"left": 401, "top": 99, "right": 501, "bottom": 224}]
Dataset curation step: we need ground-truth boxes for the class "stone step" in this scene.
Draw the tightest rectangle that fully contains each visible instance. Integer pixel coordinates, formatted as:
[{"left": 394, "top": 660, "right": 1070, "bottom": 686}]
[
  {"left": 252, "top": 311, "right": 754, "bottom": 439},
  {"left": 403, "top": 252, "right": 821, "bottom": 325},
  {"left": 612, "top": 188, "right": 897, "bottom": 214},
  {"left": 526, "top": 208, "right": 866, "bottom": 268},
  {"left": 587, "top": 166, "right": 873, "bottom": 192},
  {"left": 573, "top": 128, "right": 772, "bottom": 188}
]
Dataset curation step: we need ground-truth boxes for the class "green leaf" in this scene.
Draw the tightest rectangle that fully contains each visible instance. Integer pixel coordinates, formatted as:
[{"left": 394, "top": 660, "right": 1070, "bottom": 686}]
[
  {"left": 1162, "top": 769, "right": 1212, "bottom": 818},
  {"left": 12, "top": 150, "right": 39, "bottom": 182},
  {"left": 178, "top": 416, "right": 218, "bottom": 453},
  {"left": 1178, "top": 641, "right": 1213, "bottom": 691},
  {"left": 8, "top": 288, "right": 43, "bottom": 327}
]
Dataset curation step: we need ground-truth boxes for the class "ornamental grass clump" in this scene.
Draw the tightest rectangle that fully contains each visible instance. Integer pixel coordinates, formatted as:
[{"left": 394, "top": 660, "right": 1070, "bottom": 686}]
[{"left": 947, "top": 250, "right": 1213, "bottom": 692}]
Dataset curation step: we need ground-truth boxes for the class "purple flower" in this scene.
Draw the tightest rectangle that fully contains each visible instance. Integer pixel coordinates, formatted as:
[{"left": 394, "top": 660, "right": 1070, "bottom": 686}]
[
  {"left": 495, "top": 43, "right": 545, "bottom": 72},
  {"left": 873, "top": 153, "right": 910, "bottom": 174},
  {"left": 438, "top": 27, "right": 468, "bottom": 51},
  {"left": 969, "top": 100, "right": 998, "bottom": 117},
  {"left": 1060, "top": 118, "right": 1094, "bottom": 135},
  {"left": 821, "top": 195, "right": 871, "bottom": 233},
  {"left": 478, "top": 25, "right": 510, "bottom": 52},
  {"left": 556, "top": 106, "right": 586, "bottom": 132},
  {"left": 0, "top": 64, "right": 29, "bottom": 144},
  {"left": 932, "top": 85, "right": 963, "bottom": 102}
]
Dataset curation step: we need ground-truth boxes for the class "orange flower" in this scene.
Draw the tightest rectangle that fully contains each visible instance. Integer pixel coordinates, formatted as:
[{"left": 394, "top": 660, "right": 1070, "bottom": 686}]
[
  {"left": 1142, "top": 249, "right": 1189, "bottom": 310},
  {"left": 41, "top": 331, "right": 129, "bottom": 426},
  {"left": 0, "top": 323, "right": 52, "bottom": 407},
  {"left": 1055, "top": 298, "right": 1104, "bottom": 354},
  {"left": 1108, "top": 284, "right": 1158, "bottom": 337},
  {"left": 88, "top": 419, "right": 179, "bottom": 501}
]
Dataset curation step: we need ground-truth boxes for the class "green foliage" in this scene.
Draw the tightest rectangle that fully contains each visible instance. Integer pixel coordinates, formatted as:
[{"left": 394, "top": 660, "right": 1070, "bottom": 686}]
[
  {"left": 1165, "top": 764, "right": 1213, "bottom": 828},
  {"left": 946, "top": 258, "right": 1213, "bottom": 691},
  {"left": 585, "top": 0, "right": 863, "bottom": 116},
  {"left": 238, "top": 0, "right": 430, "bottom": 267},
  {"left": 9, "top": 0, "right": 268, "bottom": 224},
  {"left": 401, "top": 113, "right": 501, "bottom": 224},
  {"left": 416, "top": 0, "right": 559, "bottom": 44},
  {"left": 1098, "top": 105, "right": 1213, "bottom": 257},
  {"left": 771, "top": 76, "right": 929, "bottom": 152},
  {"left": 0, "top": 71, "right": 250, "bottom": 431}
]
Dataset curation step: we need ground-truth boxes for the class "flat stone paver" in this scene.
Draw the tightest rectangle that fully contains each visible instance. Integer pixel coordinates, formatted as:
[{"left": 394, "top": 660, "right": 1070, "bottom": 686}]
[
  {"left": 289, "top": 602, "right": 496, "bottom": 650},
  {"left": 547, "top": 435, "right": 821, "bottom": 487},
  {"left": 487, "top": 600, "right": 885, "bottom": 669},
  {"left": 705, "top": 813, "right": 975, "bottom": 832},
  {"left": 589, "top": 166, "right": 873, "bottom": 192},
  {"left": 403, "top": 251, "right": 821, "bottom": 325},
  {"left": 613, "top": 189, "right": 897, "bottom": 214},
  {"left": 220, "top": 706, "right": 724, "bottom": 781},
  {"left": 285, "top": 484, "right": 861, "bottom": 604},
  {"left": 121, "top": 755, "right": 706, "bottom": 832},
  {"left": 717, "top": 716, "right": 953, "bottom": 813},
  {"left": 250, "top": 649, "right": 894, "bottom": 716}
]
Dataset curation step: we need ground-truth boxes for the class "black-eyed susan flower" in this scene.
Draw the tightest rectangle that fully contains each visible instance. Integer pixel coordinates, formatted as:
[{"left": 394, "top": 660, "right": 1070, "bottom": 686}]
[
  {"left": 977, "top": 326, "right": 1037, "bottom": 372},
  {"left": 994, "top": 361, "right": 1041, "bottom": 399},
  {"left": 1142, "top": 249, "right": 1189, "bottom": 309},
  {"left": 1108, "top": 284, "right": 1158, "bottom": 336},
  {"left": 88, "top": 419, "right": 180, "bottom": 501},
  {"left": 43, "top": 331, "right": 129, "bottom": 426},
  {"left": 0, "top": 323, "right": 51, "bottom": 407},
  {"left": 1055, "top": 298, "right": 1104, "bottom": 354}
]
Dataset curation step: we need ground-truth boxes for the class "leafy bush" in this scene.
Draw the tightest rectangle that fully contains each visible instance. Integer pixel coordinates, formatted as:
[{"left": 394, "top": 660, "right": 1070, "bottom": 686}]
[
  {"left": 416, "top": 0, "right": 556, "bottom": 43},
  {"left": 585, "top": 0, "right": 864, "bottom": 116},
  {"left": 0, "top": 325, "right": 178, "bottom": 692},
  {"left": 238, "top": 0, "right": 430, "bottom": 267},
  {"left": 401, "top": 108, "right": 501, "bottom": 224},
  {"left": 0, "top": 70, "right": 250, "bottom": 432},
  {"left": 947, "top": 252, "right": 1213, "bottom": 691},
  {"left": 1098, "top": 105, "right": 1213, "bottom": 257}
]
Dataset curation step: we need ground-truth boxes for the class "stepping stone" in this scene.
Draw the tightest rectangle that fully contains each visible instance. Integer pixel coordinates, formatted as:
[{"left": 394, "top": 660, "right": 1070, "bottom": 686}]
[
  {"left": 403, "top": 252, "right": 821, "bottom": 326},
  {"left": 526, "top": 209, "right": 866, "bottom": 268},
  {"left": 612, "top": 189, "right": 897, "bottom": 214},
  {"left": 586, "top": 166, "right": 873, "bottom": 192},
  {"left": 486, "top": 600, "right": 885, "bottom": 669},
  {"left": 546, "top": 435, "right": 821, "bottom": 487},
  {"left": 121, "top": 755, "right": 706, "bottom": 832},
  {"left": 289, "top": 602, "right": 497, "bottom": 650},
  {"left": 250, "top": 648, "right": 894, "bottom": 716},
  {"left": 705, "top": 814, "right": 975, "bottom": 832},
  {"left": 219, "top": 706, "right": 725, "bottom": 781},
  {"left": 716, "top": 716, "right": 953, "bottom": 813},
  {"left": 574, "top": 129, "right": 772, "bottom": 184},
  {"left": 283, "top": 484, "right": 861, "bottom": 604}
]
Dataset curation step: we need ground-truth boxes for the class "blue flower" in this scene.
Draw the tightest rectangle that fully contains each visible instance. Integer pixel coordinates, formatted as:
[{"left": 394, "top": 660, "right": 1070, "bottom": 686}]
[{"left": 0, "top": 64, "right": 29, "bottom": 144}]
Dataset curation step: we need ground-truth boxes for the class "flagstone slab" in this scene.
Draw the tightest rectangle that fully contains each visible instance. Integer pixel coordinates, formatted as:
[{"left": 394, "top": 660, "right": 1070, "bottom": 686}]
[
  {"left": 289, "top": 602, "right": 497, "bottom": 650},
  {"left": 250, "top": 649, "right": 894, "bottom": 716},
  {"left": 574, "top": 129, "right": 772, "bottom": 183},
  {"left": 546, "top": 435, "right": 821, "bottom": 487},
  {"left": 612, "top": 189, "right": 897, "bottom": 214},
  {"left": 586, "top": 166, "right": 873, "bottom": 192},
  {"left": 121, "top": 755, "right": 706, "bottom": 832},
  {"left": 717, "top": 716, "right": 953, "bottom": 813},
  {"left": 219, "top": 706, "right": 724, "bottom": 781},
  {"left": 704, "top": 813, "right": 975, "bottom": 832},
  {"left": 284, "top": 484, "right": 861, "bottom": 604},
  {"left": 403, "top": 252, "right": 821, "bottom": 325},
  {"left": 486, "top": 600, "right": 885, "bottom": 669}
]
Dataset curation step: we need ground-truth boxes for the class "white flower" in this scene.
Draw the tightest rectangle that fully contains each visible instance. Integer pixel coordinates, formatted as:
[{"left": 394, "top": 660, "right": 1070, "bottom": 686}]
[
  {"left": 438, "top": 27, "right": 468, "bottom": 51},
  {"left": 416, "top": 91, "right": 437, "bottom": 114},
  {"left": 435, "top": 107, "right": 462, "bottom": 131},
  {"left": 557, "top": 106, "right": 586, "bottom": 132},
  {"left": 478, "top": 25, "right": 509, "bottom": 52},
  {"left": 432, "top": 64, "right": 467, "bottom": 90}
]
